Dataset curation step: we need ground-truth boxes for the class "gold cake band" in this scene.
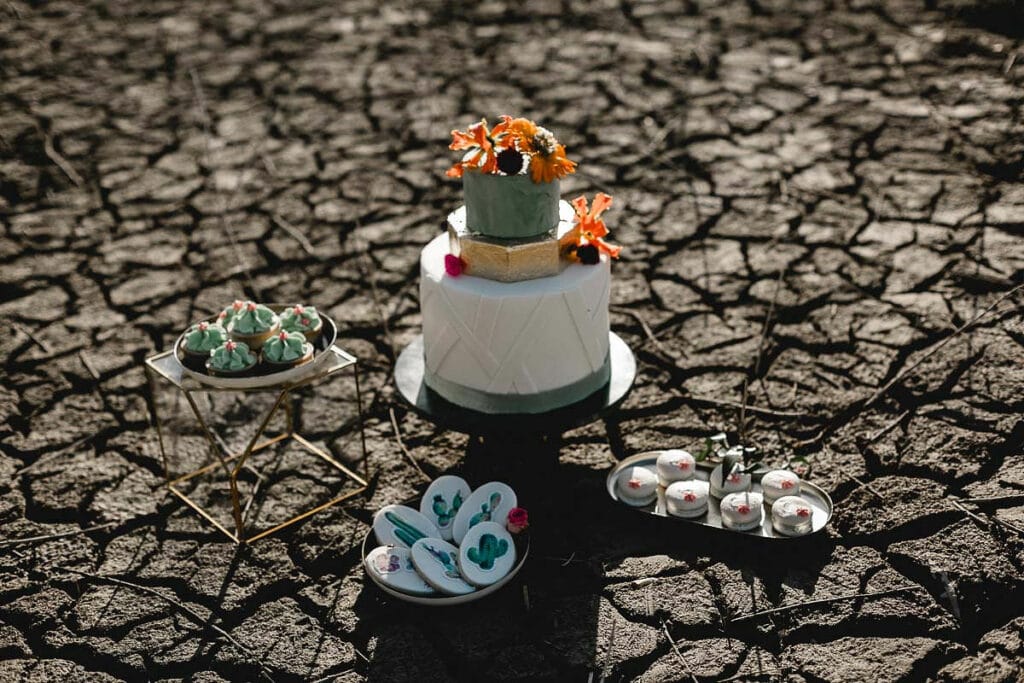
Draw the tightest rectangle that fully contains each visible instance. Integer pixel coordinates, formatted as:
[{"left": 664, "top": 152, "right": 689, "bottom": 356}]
[{"left": 447, "top": 201, "right": 577, "bottom": 283}]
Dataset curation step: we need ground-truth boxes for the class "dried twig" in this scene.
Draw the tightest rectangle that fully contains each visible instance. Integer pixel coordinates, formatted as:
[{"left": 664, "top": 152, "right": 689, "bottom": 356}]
[
  {"left": 951, "top": 499, "right": 1024, "bottom": 536},
  {"left": 867, "top": 410, "right": 909, "bottom": 443},
  {"left": 43, "top": 131, "right": 84, "bottom": 187},
  {"left": 848, "top": 474, "right": 885, "bottom": 502},
  {"left": 272, "top": 215, "right": 316, "bottom": 256},
  {"left": 12, "top": 321, "right": 51, "bottom": 354},
  {"left": 0, "top": 521, "right": 119, "bottom": 547},
  {"left": 362, "top": 251, "right": 395, "bottom": 360},
  {"left": 189, "top": 66, "right": 258, "bottom": 298},
  {"left": 660, "top": 620, "right": 700, "bottom": 683},
  {"left": 729, "top": 584, "right": 921, "bottom": 623},
  {"left": 610, "top": 305, "right": 676, "bottom": 359},
  {"left": 63, "top": 568, "right": 278, "bottom": 683},
  {"left": 388, "top": 407, "right": 430, "bottom": 482},
  {"left": 79, "top": 350, "right": 101, "bottom": 380},
  {"left": 687, "top": 394, "right": 815, "bottom": 419},
  {"left": 863, "top": 282, "right": 1024, "bottom": 410},
  {"left": 14, "top": 434, "right": 93, "bottom": 476},
  {"left": 739, "top": 268, "right": 785, "bottom": 444},
  {"left": 309, "top": 670, "right": 355, "bottom": 683},
  {"left": 957, "top": 493, "right": 1024, "bottom": 505}
]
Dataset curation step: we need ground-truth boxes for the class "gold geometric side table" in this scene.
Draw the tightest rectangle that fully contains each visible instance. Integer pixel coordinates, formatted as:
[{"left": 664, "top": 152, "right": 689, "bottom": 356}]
[{"left": 144, "top": 345, "right": 368, "bottom": 544}]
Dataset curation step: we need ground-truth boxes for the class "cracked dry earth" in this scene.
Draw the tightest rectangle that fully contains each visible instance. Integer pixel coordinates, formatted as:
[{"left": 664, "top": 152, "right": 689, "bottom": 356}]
[{"left": 2, "top": 0, "right": 1024, "bottom": 681}]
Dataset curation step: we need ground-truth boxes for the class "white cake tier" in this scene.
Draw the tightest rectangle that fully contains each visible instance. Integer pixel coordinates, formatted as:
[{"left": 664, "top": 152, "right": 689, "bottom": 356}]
[{"left": 420, "top": 232, "right": 611, "bottom": 414}]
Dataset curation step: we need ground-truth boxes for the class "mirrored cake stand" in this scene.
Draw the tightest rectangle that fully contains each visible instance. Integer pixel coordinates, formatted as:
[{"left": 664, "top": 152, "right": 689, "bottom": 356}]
[{"left": 394, "top": 332, "right": 636, "bottom": 435}]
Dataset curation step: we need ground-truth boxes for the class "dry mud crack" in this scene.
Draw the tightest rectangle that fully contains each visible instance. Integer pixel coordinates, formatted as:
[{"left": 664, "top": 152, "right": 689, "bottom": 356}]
[{"left": 2, "top": 0, "right": 1024, "bottom": 681}]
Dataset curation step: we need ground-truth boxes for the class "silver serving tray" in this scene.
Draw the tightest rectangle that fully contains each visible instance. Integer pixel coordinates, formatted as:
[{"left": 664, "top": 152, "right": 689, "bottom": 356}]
[
  {"left": 360, "top": 531, "right": 529, "bottom": 606},
  {"left": 607, "top": 451, "right": 833, "bottom": 539},
  {"left": 175, "top": 304, "right": 338, "bottom": 390}
]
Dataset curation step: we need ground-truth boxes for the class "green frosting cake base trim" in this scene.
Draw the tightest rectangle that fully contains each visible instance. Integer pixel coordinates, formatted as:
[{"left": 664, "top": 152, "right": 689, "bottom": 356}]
[
  {"left": 424, "top": 354, "right": 610, "bottom": 414},
  {"left": 463, "top": 172, "right": 560, "bottom": 239}
]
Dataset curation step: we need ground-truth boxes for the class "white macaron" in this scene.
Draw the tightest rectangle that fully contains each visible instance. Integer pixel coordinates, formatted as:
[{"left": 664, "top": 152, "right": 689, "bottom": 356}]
[
  {"left": 771, "top": 495, "right": 814, "bottom": 536},
  {"left": 760, "top": 469, "right": 801, "bottom": 505},
  {"left": 665, "top": 480, "right": 710, "bottom": 518},
  {"left": 617, "top": 466, "right": 658, "bottom": 506},
  {"left": 656, "top": 449, "right": 697, "bottom": 486},
  {"left": 720, "top": 492, "right": 764, "bottom": 532}
]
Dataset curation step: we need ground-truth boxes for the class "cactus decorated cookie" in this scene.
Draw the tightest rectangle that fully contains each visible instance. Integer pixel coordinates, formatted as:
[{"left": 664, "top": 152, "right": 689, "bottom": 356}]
[
  {"left": 372, "top": 505, "right": 440, "bottom": 548},
  {"left": 419, "top": 475, "right": 471, "bottom": 542},
  {"left": 457, "top": 521, "right": 516, "bottom": 587},
  {"left": 363, "top": 545, "right": 436, "bottom": 596},
  {"left": 452, "top": 481, "right": 517, "bottom": 545},
  {"left": 410, "top": 537, "right": 476, "bottom": 595}
]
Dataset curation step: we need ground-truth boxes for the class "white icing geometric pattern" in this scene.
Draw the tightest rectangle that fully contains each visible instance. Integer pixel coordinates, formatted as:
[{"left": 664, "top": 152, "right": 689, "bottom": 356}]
[{"left": 422, "top": 263, "right": 610, "bottom": 394}]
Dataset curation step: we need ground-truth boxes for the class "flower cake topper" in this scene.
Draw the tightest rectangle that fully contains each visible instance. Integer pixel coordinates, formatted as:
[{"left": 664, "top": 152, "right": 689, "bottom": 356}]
[
  {"left": 564, "top": 192, "right": 622, "bottom": 264},
  {"left": 446, "top": 115, "right": 576, "bottom": 184}
]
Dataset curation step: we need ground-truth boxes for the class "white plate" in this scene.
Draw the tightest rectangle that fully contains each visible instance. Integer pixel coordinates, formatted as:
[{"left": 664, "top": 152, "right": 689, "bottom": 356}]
[{"left": 361, "top": 531, "right": 528, "bottom": 607}]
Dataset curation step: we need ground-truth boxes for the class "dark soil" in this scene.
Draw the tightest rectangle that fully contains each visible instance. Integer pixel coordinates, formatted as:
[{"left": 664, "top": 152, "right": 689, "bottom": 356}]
[{"left": 2, "top": 0, "right": 1023, "bottom": 681}]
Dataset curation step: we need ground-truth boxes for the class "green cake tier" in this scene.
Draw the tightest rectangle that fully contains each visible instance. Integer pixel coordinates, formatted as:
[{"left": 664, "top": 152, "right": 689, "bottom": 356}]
[{"left": 463, "top": 172, "right": 560, "bottom": 239}]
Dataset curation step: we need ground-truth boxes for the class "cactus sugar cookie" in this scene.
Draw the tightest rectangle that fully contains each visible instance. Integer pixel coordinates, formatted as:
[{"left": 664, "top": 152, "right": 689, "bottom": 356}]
[
  {"left": 373, "top": 504, "right": 441, "bottom": 548},
  {"left": 457, "top": 521, "right": 516, "bottom": 587},
  {"left": 419, "top": 475, "right": 472, "bottom": 542},
  {"left": 364, "top": 545, "right": 437, "bottom": 596},
  {"left": 410, "top": 537, "right": 476, "bottom": 595},
  {"left": 452, "top": 481, "right": 517, "bottom": 545}
]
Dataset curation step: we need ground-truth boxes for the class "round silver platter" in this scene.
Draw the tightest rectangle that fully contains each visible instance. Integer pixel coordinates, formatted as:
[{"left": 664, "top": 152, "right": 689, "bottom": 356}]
[{"left": 607, "top": 451, "right": 833, "bottom": 539}]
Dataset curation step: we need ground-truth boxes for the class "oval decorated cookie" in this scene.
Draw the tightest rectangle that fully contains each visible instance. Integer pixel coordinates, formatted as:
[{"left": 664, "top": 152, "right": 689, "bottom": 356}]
[
  {"left": 451, "top": 481, "right": 517, "bottom": 545},
  {"left": 410, "top": 537, "right": 476, "bottom": 595},
  {"left": 364, "top": 545, "right": 436, "bottom": 596},
  {"left": 457, "top": 521, "right": 516, "bottom": 587},
  {"left": 372, "top": 504, "right": 440, "bottom": 548},
  {"left": 419, "top": 475, "right": 472, "bottom": 542}
]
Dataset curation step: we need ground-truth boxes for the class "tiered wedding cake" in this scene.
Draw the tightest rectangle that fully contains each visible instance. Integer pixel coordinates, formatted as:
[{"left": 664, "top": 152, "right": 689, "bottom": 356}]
[{"left": 418, "top": 116, "right": 622, "bottom": 414}]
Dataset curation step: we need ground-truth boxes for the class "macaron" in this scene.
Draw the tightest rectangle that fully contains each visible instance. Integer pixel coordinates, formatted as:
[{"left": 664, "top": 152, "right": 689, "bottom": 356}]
[
  {"left": 665, "top": 480, "right": 710, "bottom": 518},
  {"left": 709, "top": 462, "right": 752, "bottom": 498},
  {"left": 771, "top": 495, "right": 814, "bottom": 537},
  {"left": 656, "top": 449, "right": 697, "bottom": 486},
  {"left": 760, "top": 469, "right": 801, "bottom": 505},
  {"left": 616, "top": 466, "right": 658, "bottom": 506},
  {"left": 720, "top": 492, "right": 764, "bottom": 532}
]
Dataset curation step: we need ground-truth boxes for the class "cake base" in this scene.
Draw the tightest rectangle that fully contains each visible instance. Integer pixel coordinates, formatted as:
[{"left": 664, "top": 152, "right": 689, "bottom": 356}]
[{"left": 395, "top": 332, "right": 636, "bottom": 435}]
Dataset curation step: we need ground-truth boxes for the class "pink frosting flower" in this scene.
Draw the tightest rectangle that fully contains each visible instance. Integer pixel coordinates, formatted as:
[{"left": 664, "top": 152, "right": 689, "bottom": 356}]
[
  {"left": 444, "top": 253, "right": 464, "bottom": 277},
  {"left": 797, "top": 507, "right": 811, "bottom": 518},
  {"left": 507, "top": 507, "right": 529, "bottom": 534}
]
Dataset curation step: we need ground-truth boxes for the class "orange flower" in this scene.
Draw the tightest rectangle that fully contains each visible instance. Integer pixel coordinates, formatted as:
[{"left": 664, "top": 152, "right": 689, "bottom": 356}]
[
  {"left": 570, "top": 192, "right": 621, "bottom": 259},
  {"left": 446, "top": 117, "right": 512, "bottom": 178},
  {"left": 508, "top": 118, "right": 576, "bottom": 183}
]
